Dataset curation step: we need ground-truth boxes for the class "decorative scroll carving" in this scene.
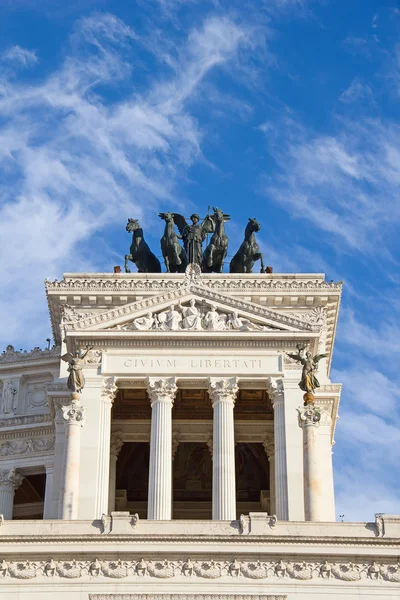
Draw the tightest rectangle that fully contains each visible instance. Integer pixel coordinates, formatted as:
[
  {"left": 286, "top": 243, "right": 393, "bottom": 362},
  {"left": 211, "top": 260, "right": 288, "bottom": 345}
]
[
  {"left": 61, "top": 305, "right": 91, "bottom": 324},
  {"left": 262, "top": 435, "right": 274, "bottom": 457},
  {"left": 0, "top": 437, "right": 54, "bottom": 457},
  {"left": 0, "top": 558, "right": 398, "bottom": 582},
  {"left": 265, "top": 377, "right": 284, "bottom": 406},
  {"left": 0, "top": 344, "right": 60, "bottom": 364},
  {"left": 82, "top": 349, "right": 102, "bottom": 365},
  {"left": 208, "top": 377, "right": 238, "bottom": 405},
  {"left": 0, "top": 467, "right": 23, "bottom": 491},
  {"left": 297, "top": 406, "right": 321, "bottom": 427},
  {"left": 110, "top": 433, "right": 124, "bottom": 457},
  {"left": 62, "top": 401, "right": 85, "bottom": 425},
  {"left": 147, "top": 377, "right": 177, "bottom": 405},
  {"left": 102, "top": 377, "right": 118, "bottom": 405}
]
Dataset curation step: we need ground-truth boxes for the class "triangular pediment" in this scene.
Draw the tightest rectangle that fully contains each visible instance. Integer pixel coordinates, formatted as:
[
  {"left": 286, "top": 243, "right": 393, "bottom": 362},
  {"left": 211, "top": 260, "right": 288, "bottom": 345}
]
[{"left": 65, "top": 284, "right": 318, "bottom": 334}]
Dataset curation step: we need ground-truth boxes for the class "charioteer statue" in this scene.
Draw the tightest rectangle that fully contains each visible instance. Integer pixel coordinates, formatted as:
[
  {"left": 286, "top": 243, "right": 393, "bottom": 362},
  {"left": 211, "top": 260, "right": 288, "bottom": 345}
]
[{"left": 124, "top": 207, "right": 266, "bottom": 274}]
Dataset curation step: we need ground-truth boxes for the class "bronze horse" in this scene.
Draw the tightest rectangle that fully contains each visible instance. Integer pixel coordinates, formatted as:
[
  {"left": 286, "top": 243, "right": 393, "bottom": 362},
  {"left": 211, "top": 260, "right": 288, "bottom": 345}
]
[
  {"left": 159, "top": 212, "right": 188, "bottom": 273},
  {"left": 230, "top": 218, "right": 265, "bottom": 273},
  {"left": 124, "top": 219, "right": 161, "bottom": 273},
  {"left": 202, "top": 207, "right": 230, "bottom": 273}
]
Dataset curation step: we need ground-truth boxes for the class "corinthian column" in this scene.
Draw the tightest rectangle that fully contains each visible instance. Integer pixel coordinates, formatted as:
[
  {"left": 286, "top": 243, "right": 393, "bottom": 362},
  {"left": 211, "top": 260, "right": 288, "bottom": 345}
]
[
  {"left": 209, "top": 377, "right": 238, "bottom": 521},
  {"left": 263, "top": 436, "right": 276, "bottom": 515},
  {"left": 58, "top": 398, "right": 85, "bottom": 519},
  {"left": 0, "top": 468, "right": 23, "bottom": 519},
  {"left": 147, "top": 377, "right": 177, "bottom": 520},
  {"left": 266, "top": 378, "right": 288, "bottom": 520},
  {"left": 298, "top": 405, "right": 324, "bottom": 521}
]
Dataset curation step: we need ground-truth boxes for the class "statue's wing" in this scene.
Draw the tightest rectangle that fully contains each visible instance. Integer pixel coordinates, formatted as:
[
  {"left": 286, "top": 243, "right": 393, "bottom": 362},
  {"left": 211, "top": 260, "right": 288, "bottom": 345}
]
[
  {"left": 223, "top": 213, "right": 231, "bottom": 222},
  {"left": 287, "top": 352, "right": 302, "bottom": 362},
  {"left": 172, "top": 213, "right": 188, "bottom": 236},
  {"left": 61, "top": 352, "right": 74, "bottom": 363},
  {"left": 313, "top": 353, "right": 329, "bottom": 363}
]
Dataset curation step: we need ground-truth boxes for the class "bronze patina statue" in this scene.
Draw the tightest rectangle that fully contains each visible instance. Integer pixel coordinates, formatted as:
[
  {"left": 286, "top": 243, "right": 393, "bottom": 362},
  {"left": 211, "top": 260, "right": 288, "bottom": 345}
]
[
  {"left": 172, "top": 213, "right": 214, "bottom": 266},
  {"left": 230, "top": 218, "right": 265, "bottom": 273},
  {"left": 159, "top": 212, "right": 188, "bottom": 273},
  {"left": 287, "top": 345, "right": 328, "bottom": 405},
  {"left": 61, "top": 346, "right": 93, "bottom": 393},
  {"left": 202, "top": 207, "right": 230, "bottom": 273},
  {"left": 124, "top": 218, "right": 161, "bottom": 273}
]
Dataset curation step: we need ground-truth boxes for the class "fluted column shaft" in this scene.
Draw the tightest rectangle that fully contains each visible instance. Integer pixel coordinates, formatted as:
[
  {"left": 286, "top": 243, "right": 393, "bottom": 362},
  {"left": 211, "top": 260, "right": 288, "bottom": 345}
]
[
  {"left": 147, "top": 377, "right": 177, "bottom": 520},
  {"left": 209, "top": 378, "right": 238, "bottom": 521},
  {"left": 58, "top": 398, "right": 85, "bottom": 520},
  {"left": 0, "top": 468, "right": 23, "bottom": 519},
  {"left": 298, "top": 406, "right": 324, "bottom": 521}
]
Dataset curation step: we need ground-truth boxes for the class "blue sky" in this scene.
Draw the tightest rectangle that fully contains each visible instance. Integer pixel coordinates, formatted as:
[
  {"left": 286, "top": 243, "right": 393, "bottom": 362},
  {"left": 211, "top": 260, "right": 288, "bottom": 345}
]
[{"left": 0, "top": 0, "right": 399, "bottom": 521}]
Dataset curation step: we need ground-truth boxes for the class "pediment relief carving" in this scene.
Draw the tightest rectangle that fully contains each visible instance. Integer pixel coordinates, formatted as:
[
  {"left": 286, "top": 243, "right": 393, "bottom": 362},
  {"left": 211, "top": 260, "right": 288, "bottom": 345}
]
[
  {"left": 64, "top": 286, "right": 317, "bottom": 334},
  {"left": 111, "top": 300, "right": 280, "bottom": 333}
]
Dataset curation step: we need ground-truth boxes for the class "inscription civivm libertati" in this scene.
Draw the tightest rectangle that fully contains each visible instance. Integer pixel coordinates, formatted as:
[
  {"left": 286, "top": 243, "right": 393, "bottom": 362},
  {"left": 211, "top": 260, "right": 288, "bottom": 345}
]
[{"left": 102, "top": 352, "right": 281, "bottom": 376}]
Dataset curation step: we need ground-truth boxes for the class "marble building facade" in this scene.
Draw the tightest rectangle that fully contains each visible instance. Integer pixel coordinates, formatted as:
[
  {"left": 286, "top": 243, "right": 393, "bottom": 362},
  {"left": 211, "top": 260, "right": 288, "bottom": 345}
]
[{"left": 0, "top": 269, "right": 399, "bottom": 599}]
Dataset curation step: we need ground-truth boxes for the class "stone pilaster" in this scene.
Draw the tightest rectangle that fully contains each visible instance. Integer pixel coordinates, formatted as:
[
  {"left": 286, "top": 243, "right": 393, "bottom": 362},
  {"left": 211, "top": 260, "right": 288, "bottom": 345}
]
[
  {"left": 58, "top": 398, "right": 85, "bottom": 519},
  {"left": 267, "top": 377, "right": 288, "bottom": 520},
  {"left": 43, "top": 465, "right": 54, "bottom": 520},
  {"left": 0, "top": 468, "right": 23, "bottom": 519},
  {"left": 209, "top": 377, "right": 238, "bottom": 521},
  {"left": 108, "top": 432, "right": 124, "bottom": 514},
  {"left": 96, "top": 377, "right": 118, "bottom": 518},
  {"left": 147, "top": 377, "right": 177, "bottom": 520},
  {"left": 263, "top": 435, "right": 276, "bottom": 516}
]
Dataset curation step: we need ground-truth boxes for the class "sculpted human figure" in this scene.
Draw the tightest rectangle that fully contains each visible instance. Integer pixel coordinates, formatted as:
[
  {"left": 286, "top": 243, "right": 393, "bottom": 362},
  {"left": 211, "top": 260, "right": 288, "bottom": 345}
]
[
  {"left": 2, "top": 380, "right": 18, "bottom": 414},
  {"left": 131, "top": 312, "right": 155, "bottom": 331},
  {"left": 227, "top": 311, "right": 263, "bottom": 331},
  {"left": 158, "top": 304, "right": 182, "bottom": 331},
  {"left": 61, "top": 346, "right": 93, "bottom": 393},
  {"left": 286, "top": 347, "right": 328, "bottom": 393},
  {"left": 204, "top": 305, "right": 227, "bottom": 330},
  {"left": 171, "top": 213, "right": 214, "bottom": 266},
  {"left": 181, "top": 299, "right": 202, "bottom": 330}
]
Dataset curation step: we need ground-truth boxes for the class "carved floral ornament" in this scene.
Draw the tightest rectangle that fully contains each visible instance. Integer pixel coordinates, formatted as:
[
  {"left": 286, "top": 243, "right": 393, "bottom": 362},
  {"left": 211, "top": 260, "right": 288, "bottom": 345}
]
[
  {"left": 0, "top": 557, "right": 398, "bottom": 582},
  {"left": 208, "top": 378, "right": 239, "bottom": 404},
  {"left": 0, "top": 467, "right": 24, "bottom": 490}
]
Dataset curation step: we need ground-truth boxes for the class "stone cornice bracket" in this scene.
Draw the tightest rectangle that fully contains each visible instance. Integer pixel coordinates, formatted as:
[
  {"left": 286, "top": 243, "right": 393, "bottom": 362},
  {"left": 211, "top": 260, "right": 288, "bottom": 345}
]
[
  {"left": 265, "top": 377, "right": 284, "bottom": 408},
  {"left": 62, "top": 401, "right": 85, "bottom": 426},
  {"left": 110, "top": 432, "right": 124, "bottom": 457},
  {"left": 0, "top": 467, "right": 24, "bottom": 491},
  {"left": 297, "top": 406, "right": 321, "bottom": 428},
  {"left": 208, "top": 377, "right": 239, "bottom": 406},
  {"left": 146, "top": 377, "right": 177, "bottom": 407},
  {"left": 102, "top": 377, "right": 118, "bottom": 406}
]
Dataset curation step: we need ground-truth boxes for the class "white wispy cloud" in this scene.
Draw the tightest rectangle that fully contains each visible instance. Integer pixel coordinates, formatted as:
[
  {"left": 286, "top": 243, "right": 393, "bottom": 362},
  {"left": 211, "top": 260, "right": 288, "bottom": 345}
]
[
  {"left": 0, "top": 12, "right": 253, "bottom": 348},
  {"left": 1, "top": 45, "right": 38, "bottom": 67}
]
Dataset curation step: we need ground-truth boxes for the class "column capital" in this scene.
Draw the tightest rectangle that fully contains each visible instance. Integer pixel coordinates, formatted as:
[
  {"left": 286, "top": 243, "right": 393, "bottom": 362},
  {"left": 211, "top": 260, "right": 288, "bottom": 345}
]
[
  {"left": 102, "top": 377, "right": 118, "bottom": 406},
  {"left": 62, "top": 400, "right": 85, "bottom": 425},
  {"left": 110, "top": 432, "right": 124, "bottom": 457},
  {"left": 147, "top": 377, "right": 177, "bottom": 406},
  {"left": 262, "top": 435, "right": 275, "bottom": 458},
  {"left": 208, "top": 377, "right": 238, "bottom": 406},
  {"left": 0, "top": 468, "right": 24, "bottom": 491},
  {"left": 266, "top": 377, "right": 284, "bottom": 408},
  {"left": 297, "top": 405, "right": 321, "bottom": 428}
]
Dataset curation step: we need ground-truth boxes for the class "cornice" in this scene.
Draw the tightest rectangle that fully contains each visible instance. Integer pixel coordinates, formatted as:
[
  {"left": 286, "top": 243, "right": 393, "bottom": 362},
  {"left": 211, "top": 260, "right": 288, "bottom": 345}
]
[{"left": 0, "top": 345, "right": 60, "bottom": 367}]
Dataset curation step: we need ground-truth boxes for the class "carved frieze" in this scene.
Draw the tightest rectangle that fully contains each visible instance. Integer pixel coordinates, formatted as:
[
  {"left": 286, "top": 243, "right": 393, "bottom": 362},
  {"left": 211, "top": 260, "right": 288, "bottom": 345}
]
[
  {"left": 0, "top": 557, "right": 398, "bottom": 583},
  {"left": 0, "top": 437, "right": 54, "bottom": 457}
]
